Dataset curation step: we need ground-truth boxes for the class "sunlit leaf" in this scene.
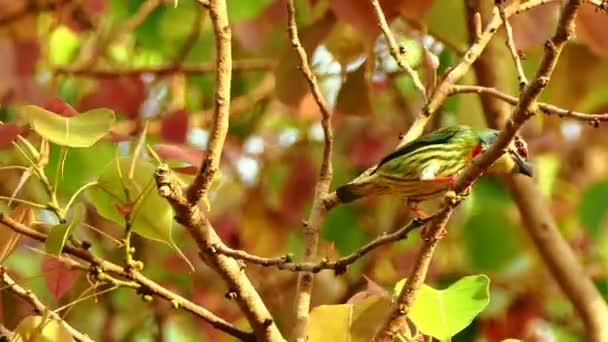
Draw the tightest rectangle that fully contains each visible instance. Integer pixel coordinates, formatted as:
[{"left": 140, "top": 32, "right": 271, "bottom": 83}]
[
  {"left": 45, "top": 203, "right": 85, "bottom": 256},
  {"left": 395, "top": 274, "right": 490, "bottom": 341},
  {"left": 87, "top": 157, "right": 175, "bottom": 245},
  {"left": 307, "top": 296, "right": 392, "bottom": 342},
  {"left": 41, "top": 256, "right": 79, "bottom": 301},
  {"left": 12, "top": 315, "right": 74, "bottom": 342},
  {"left": 18, "top": 105, "right": 115, "bottom": 148},
  {"left": 578, "top": 181, "right": 608, "bottom": 239}
]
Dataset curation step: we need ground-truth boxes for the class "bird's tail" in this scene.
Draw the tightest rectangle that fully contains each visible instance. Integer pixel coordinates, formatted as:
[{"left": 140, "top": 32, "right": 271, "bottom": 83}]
[{"left": 337, "top": 181, "right": 378, "bottom": 203}]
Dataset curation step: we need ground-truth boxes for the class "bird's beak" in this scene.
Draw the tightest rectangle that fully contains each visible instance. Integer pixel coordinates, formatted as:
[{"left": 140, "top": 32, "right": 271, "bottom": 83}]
[{"left": 511, "top": 152, "right": 533, "bottom": 177}]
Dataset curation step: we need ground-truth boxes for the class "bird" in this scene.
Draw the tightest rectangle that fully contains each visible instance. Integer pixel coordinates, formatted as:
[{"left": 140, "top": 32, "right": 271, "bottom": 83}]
[{"left": 336, "top": 125, "right": 533, "bottom": 208}]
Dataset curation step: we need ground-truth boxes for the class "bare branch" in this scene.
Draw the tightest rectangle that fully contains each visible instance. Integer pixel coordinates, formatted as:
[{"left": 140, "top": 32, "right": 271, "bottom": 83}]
[
  {"left": 374, "top": 0, "right": 583, "bottom": 340},
  {"left": 449, "top": 84, "right": 608, "bottom": 125},
  {"left": 498, "top": 2, "right": 528, "bottom": 89},
  {"left": 0, "top": 213, "right": 255, "bottom": 341},
  {"left": 53, "top": 59, "right": 274, "bottom": 78},
  {"left": 155, "top": 166, "right": 284, "bottom": 341},
  {"left": 399, "top": 0, "right": 557, "bottom": 147},
  {"left": 0, "top": 267, "right": 93, "bottom": 342},
  {"left": 285, "top": 0, "right": 335, "bottom": 340},
  {"left": 369, "top": 0, "right": 427, "bottom": 99},
  {"left": 213, "top": 216, "right": 433, "bottom": 273},
  {"left": 187, "top": 0, "right": 233, "bottom": 205}
]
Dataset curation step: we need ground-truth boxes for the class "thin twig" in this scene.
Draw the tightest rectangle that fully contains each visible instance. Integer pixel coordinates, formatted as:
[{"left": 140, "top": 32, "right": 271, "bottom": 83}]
[
  {"left": 186, "top": 0, "right": 233, "bottom": 205},
  {"left": 369, "top": 0, "right": 427, "bottom": 100},
  {"left": 498, "top": 2, "right": 528, "bottom": 89},
  {"left": 213, "top": 216, "right": 432, "bottom": 273},
  {"left": 53, "top": 59, "right": 274, "bottom": 78},
  {"left": 374, "top": 0, "right": 583, "bottom": 340},
  {"left": 0, "top": 213, "right": 255, "bottom": 341},
  {"left": 399, "top": 0, "right": 557, "bottom": 147},
  {"left": 449, "top": 84, "right": 608, "bottom": 125},
  {"left": 0, "top": 267, "right": 93, "bottom": 342},
  {"left": 285, "top": 0, "right": 335, "bottom": 340}
]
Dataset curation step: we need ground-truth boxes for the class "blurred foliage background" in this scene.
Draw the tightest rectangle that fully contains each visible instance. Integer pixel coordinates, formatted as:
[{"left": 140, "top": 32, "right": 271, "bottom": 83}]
[{"left": 1, "top": 0, "right": 608, "bottom": 341}]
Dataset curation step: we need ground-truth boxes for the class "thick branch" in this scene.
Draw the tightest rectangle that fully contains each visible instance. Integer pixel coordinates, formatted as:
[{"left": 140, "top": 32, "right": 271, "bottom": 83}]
[
  {"left": 374, "top": 0, "right": 583, "bottom": 340},
  {"left": 465, "top": 0, "right": 608, "bottom": 340},
  {"left": 285, "top": 1, "right": 335, "bottom": 340},
  {"left": 0, "top": 213, "right": 254, "bottom": 341},
  {"left": 369, "top": 0, "right": 427, "bottom": 99},
  {"left": 155, "top": 166, "right": 284, "bottom": 341},
  {"left": 0, "top": 267, "right": 93, "bottom": 342},
  {"left": 187, "top": 0, "right": 233, "bottom": 204},
  {"left": 449, "top": 84, "right": 608, "bottom": 124}
]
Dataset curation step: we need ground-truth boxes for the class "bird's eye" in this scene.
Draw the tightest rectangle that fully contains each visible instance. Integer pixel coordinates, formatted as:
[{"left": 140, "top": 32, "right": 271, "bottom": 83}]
[{"left": 514, "top": 137, "right": 528, "bottom": 159}]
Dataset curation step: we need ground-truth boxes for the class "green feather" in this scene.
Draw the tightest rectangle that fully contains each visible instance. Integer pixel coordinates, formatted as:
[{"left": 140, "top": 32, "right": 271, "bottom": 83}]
[{"left": 336, "top": 125, "right": 511, "bottom": 203}]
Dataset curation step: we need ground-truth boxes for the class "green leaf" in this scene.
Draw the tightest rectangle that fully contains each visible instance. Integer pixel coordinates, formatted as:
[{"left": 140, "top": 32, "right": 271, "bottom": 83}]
[
  {"left": 395, "top": 275, "right": 490, "bottom": 341},
  {"left": 45, "top": 203, "right": 85, "bottom": 256},
  {"left": 227, "top": 0, "right": 273, "bottom": 23},
  {"left": 307, "top": 296, "right": 392, "bottom": 342},
  {"left": 18, "top": 106, "right": 115, "bottom": 148},
  {"left": 462, "top": 207, "right": 522, "bottom": 272},
  {"left": 12, "top": 315, "right": 74, "bottom": 342},
  {"left": 578, "top": 181, "right": 608, "bottom": 239},
  {"left": 87, "top": 157, "right": 175, "bottom": 245}
]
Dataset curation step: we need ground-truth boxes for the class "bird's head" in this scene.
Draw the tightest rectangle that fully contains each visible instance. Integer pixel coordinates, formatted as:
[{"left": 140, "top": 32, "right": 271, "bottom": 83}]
[{"left": 476, "top": 129, "right": 533, "bottom": 178}]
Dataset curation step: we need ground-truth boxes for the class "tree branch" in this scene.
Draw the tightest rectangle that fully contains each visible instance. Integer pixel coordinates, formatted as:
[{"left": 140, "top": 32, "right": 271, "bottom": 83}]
[
  {"left": 155, "top": 166, "right": 284, "bottom": 341},
  {"left": 284, "top": 0, "right": 335, "bottom": 340},
  {"left": 399, "top": 0, "right": 557, "bottom": 147},
  {"left": 53, "top": 59, "right": 274, "bottom": 78},
  {"left": 0, "top": 213, "right": 255, "bottom": 341},
  {"left": 0, "top": 267, "right": 93, "bottom": 342},
  {"left": 449, "top": 84, "right": 608, "bottom": 125},
  {"left": 212, "top": 216, "right": 433, "bottom": 273},
  {"left": 464, "top": 0, "right": 608, "bottom": 340},
  {"left": 369, "top": 0, "right": 427, "bottom": 99},
  {"left": 498, "top": 2, "right": 528, "bottom": 89},
  {"left": 374, "top": 0, "right": 583, "bottom": 340},
  {"left": 187, "top": 0, "right": 233, "bottom": 205}
]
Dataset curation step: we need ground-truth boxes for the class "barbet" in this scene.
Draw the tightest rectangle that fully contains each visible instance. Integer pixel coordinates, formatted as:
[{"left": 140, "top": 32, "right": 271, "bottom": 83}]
[{"left": 336, "top": 125, "right": 533, "bottom": 209}]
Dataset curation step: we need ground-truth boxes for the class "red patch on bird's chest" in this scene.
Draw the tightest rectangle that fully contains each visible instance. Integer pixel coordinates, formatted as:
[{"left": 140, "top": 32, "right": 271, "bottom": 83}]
[{"left": 471, "top": 144, "right": 483, "bottom": 158}]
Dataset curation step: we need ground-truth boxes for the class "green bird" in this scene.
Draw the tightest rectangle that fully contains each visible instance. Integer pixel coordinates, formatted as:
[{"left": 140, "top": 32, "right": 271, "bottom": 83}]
[{"left": 336, "top": 125, "right": 533, "bottom": 206}]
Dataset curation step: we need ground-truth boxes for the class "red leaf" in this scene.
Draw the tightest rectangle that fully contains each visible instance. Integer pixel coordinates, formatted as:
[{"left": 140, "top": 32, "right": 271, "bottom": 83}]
[
  {"left": 13, "top": 40, "right": 40, "bottom": 76},
  {"left": 153, "top": 144, "right": 205, "bottom": 166},
  {"left": 234, "top": 0, "right": 286, "bottom": 50},
  {"left": 0, "top": 123, "right": 21, "bottom": 149},
  {"left": 160, "top": 109, "right": 189, "bottom": 144},
  {"left": 348, "top": 128, "right": 389, "bottom": 167},
  {"left": 280, "top": 154, "right": 316, "bottom": 224},
  {"left": 481, "top": 293, "right": 542, "bottom": 341},
  {"left": 42, "top": 97, "right": 79, "bottom": 117},
  {"left": 274, "top": 12, "right": 336, "bottom": 109},
  {"left": 329, "top": 0, "right": 433, "bottom": 40},
  {"left": 508, "top": 2, "right": 559, "bottom": 50},
  {"left": 41, "top": 256, "right": 79, "bottom": 300},
  {"left": 576, "top": 3, "right": 608, "bottom": 57},
  {"left": 347, "top": 275, "right": 389, "bottom": 304},
  {"left": 79, "top": 76, "right": 146, "bottom": 119}
]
